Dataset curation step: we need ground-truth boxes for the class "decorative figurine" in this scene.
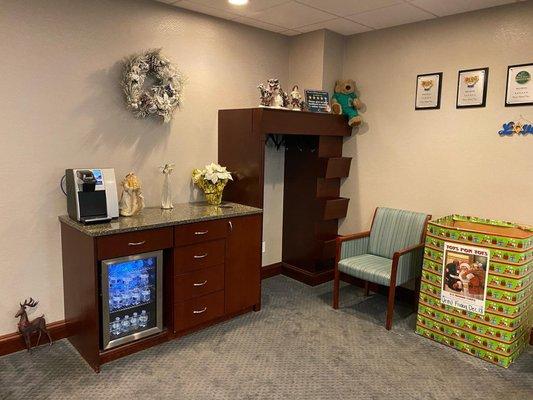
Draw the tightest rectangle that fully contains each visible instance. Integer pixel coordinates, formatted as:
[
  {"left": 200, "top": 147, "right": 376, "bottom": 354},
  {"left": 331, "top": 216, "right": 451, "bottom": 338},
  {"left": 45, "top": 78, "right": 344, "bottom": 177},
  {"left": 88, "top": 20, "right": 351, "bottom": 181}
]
[
  {"left": 331, "top": 79, "right": 363, "bottom": 127},
  {"left": 258, "top": 83, "right": 273, "bottom": 107},
  {"left": 192, "top": 163, "right": 233, "bottom": 206},
  {"left": 119, "top": 172, "right": 145, "bottom": 216},
  {"left": 159, "top": 163, "right": 175, "bottom": 210},
  {"left": 257, "top": 78, "right": 289, "bottom": 108},
  {"left": 290, "top": 85, "right": 304, "bottom": 111},
  {"left": 15, "top": 298, "right": 52, "bottom": 352}
]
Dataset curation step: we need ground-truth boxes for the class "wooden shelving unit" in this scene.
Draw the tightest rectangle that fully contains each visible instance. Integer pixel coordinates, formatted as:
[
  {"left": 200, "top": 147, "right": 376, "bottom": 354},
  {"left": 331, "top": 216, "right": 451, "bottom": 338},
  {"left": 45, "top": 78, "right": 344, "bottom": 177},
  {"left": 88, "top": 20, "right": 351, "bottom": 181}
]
[{"left": 218, "top": 108, "right": 352, "bottom": 285}]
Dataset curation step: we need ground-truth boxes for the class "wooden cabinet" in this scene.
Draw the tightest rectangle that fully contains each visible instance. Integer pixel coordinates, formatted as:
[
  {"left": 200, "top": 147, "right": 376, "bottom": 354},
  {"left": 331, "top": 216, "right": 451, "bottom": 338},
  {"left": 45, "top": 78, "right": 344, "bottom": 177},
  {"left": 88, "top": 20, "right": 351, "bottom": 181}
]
[
  {"left": 219, "top": 108, "right": 352, "bottom": 286},
  {"left": 60, "top": 206, "right": 262, "bottom": 372},
  {"left": 225, "top": 214, "right": 262, "bottom": 314},
  {"left": 173, "top": 214, "right": 262, "bottom": 333}
]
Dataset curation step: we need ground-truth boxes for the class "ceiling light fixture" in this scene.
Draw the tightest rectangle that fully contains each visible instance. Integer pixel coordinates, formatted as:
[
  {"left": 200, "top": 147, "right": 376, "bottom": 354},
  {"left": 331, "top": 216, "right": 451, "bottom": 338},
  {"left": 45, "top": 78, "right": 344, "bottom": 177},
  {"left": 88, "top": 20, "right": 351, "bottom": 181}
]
[{"left": 228, "top": 0, "right": 248, "bottom": 5}]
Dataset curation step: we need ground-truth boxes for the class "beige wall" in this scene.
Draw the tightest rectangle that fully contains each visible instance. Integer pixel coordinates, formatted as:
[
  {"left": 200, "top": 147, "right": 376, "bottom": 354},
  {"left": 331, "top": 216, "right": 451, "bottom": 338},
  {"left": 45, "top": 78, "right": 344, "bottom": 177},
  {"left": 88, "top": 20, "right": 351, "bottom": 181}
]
[
  {"left": 0, "top": 0, "right": 288, "bottom": 335},
  {"left": 288, "top": 30, "right": 325, "bottom": 92},
  {"left": 322, "top": 31, "right": 346, "bottom": 97},
  {"left": 262, "top": 145, "right": 285, "bottom": 266},
  {"left": 1, "top": 0, "right": 531, "bottom": 336},
  {"left": 340, "top": 2, "right": 533, "bottom": 235}
]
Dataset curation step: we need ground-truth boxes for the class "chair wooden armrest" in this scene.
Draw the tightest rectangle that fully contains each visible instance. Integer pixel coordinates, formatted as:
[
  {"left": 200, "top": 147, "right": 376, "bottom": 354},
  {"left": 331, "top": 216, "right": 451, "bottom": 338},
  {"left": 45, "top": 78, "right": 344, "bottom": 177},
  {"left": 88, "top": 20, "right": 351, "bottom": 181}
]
[
  {"left": 392, "top": 242, "right": 425, "bottom": 261},
  {"left": 336, "top": 231, "right": 371, "bottom": 245},
  {"left": 391, "top": 242, "right": 425, "bottom": 277}
]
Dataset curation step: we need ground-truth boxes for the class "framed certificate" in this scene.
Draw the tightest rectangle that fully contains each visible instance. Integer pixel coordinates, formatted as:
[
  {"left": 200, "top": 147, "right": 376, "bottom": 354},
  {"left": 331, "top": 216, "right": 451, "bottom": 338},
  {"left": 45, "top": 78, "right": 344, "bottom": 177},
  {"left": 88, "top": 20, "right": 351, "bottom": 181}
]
[
  {"left": 415, "top": 72, "right": 442, "bottom": 110},
  {"left": 456, "top": 68, "right": 488, "bottom": 108},
  {"left": 505, "top": 63, "right": 533, "bottom": 106}
]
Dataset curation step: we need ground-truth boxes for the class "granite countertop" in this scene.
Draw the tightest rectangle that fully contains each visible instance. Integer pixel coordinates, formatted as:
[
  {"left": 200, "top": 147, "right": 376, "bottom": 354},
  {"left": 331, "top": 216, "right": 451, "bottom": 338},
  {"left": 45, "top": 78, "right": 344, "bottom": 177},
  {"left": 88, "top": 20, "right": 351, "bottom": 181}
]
[{"left": 58, "top": 202, "right": 262, "bottom": 237}]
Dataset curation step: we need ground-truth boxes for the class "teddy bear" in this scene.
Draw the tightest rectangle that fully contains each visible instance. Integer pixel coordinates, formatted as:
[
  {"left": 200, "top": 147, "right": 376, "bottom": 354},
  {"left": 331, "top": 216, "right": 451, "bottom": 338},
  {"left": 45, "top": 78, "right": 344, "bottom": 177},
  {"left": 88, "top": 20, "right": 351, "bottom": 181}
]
[{"left": 331, "top": 79, "right": 363, "bottom": 127}]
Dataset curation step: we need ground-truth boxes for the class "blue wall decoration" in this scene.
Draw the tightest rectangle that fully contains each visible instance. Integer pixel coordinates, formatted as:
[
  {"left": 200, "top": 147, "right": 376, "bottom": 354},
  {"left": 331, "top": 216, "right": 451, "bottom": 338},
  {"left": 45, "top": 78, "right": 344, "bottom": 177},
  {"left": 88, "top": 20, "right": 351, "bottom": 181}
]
[{"left": 498, "top": 121, "right": 533, "bottom": 136}]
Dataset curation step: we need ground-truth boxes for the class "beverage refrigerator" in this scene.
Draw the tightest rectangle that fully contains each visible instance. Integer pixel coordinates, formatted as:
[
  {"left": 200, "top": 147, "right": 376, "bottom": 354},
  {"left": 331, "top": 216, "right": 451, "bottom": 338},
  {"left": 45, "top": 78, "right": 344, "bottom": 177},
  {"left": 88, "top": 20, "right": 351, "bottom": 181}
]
[{"left": 101, "top": 251, "right": 163, "bottom": 350}]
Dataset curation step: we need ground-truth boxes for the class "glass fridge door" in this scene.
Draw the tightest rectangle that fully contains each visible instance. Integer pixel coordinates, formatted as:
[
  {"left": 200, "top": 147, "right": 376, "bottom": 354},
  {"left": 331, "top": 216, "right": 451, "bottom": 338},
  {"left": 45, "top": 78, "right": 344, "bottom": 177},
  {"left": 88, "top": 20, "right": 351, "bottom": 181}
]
[{"left": 101, "top": 251, "right": 163, "bottom": 350}]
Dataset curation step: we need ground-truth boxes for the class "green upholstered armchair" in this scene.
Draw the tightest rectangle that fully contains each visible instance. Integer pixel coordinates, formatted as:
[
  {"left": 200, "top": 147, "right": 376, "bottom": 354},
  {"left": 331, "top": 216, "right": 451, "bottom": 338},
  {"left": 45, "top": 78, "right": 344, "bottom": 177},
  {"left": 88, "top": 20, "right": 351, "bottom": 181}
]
[{"left": 332, "top": 207, "right": 431, "bottom": 330}]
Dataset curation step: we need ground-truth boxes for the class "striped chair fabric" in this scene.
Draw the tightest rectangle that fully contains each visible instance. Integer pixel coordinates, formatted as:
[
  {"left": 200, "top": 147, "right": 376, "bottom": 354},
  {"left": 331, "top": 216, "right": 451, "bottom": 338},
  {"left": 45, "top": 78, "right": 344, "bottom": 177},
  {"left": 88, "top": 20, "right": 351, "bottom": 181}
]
[
  {"left": 338, "top": 207, "right": 428, "bottom": 287},
  {"left": 368, "top": 208, "right": 428, "bottom": 259},
  {"left": 339, "top": 254, "right": 392, "bottom": 286}
]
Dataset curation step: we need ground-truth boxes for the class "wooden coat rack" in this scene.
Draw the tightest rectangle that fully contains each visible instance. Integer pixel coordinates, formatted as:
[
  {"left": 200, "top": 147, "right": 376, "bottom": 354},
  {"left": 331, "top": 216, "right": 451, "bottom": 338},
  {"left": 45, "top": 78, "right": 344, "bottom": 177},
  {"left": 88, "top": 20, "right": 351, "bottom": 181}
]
[{"left": 218, "top": 107, "right": 352, "bottom": 285}]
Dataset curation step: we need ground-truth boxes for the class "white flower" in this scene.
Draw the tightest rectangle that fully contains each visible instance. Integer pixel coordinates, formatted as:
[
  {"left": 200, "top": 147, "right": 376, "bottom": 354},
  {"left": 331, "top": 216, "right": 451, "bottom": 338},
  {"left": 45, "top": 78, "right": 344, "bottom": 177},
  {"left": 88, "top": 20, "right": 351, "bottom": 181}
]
[{"left": 201, "top": 163, "right": 233, "bottom": 184}]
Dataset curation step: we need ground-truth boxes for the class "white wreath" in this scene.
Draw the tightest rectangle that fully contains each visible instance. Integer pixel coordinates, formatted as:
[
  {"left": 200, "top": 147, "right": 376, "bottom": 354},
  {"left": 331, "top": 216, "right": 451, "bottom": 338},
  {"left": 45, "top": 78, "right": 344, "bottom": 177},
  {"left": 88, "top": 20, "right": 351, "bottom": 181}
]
[{"left": 122, "top": 49, "right": 184, "bottom": 123}]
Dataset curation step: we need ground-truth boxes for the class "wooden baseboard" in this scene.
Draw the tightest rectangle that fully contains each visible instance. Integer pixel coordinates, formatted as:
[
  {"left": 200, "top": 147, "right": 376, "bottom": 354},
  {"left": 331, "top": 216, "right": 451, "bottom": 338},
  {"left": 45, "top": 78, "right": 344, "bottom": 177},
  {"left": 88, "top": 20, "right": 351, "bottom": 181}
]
[
  {"left": 0, "top": 320, "right": 70, "bottom": 356},
  {"left": 281, "top": 263, "right": 334, "bottom": 286},
  {"left": 261, "top": 262, "right": 283, "bottom": 279}
]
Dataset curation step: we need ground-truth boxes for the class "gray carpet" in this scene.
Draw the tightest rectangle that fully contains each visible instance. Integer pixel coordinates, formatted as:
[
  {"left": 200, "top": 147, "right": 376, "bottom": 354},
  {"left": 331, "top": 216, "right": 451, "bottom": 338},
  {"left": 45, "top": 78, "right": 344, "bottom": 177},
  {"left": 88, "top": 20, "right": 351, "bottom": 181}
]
[{"left": 0, "top": 276, "right": 531, "bottom": 400}]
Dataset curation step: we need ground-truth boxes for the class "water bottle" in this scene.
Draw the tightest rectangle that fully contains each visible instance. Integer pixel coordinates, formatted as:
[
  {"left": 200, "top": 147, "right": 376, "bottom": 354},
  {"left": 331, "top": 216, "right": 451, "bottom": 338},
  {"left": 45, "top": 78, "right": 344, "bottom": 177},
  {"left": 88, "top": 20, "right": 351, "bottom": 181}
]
[
  {"left": 140, "top": 272, "right": 149, "bottom": 288},
  {"left": 131, "top": 312, "right": 139, "bottom": 331},
  {"left": 111, "top": 292, "right": 122, "bottom": 311},
  {"left": 131, "top": 288, "right": 141, "bottom": 306},
  {"left": 121, "top": 290, "right": 131, "bottom": 308},
  {"left": 141, "top": 288, "right": 151, "bottom": 303},
  {"left": 139, "top": 310, "right": 148, "bottom": 328},
  {"left": 121, "top": 315, "right": 131, "bottom": 333},
  {"left": 111, "top": 317, "right": 121, "bottom": 336},
  {"left": 123, "top": 276, "right": 133, "bottom": 292}
]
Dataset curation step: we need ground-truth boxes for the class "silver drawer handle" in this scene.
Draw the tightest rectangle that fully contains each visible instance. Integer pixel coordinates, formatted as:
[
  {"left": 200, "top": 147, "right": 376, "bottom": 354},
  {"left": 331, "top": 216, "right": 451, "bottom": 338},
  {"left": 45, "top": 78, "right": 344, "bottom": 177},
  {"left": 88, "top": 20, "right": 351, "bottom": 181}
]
[
  {"left": 193, "top": 280, "right": 208, "bottom": 287},
  {"left": 193, "top": 307, "right": 207, "bottom": 314},
  {"left": 128, "top": 241, "right": 146, "bottom": 246},
  {"left": 194, "top": 230, "right": 209, "bottom": 235},
  {"left": 193, "top": 253, "right": 208, "bottom": 259}
]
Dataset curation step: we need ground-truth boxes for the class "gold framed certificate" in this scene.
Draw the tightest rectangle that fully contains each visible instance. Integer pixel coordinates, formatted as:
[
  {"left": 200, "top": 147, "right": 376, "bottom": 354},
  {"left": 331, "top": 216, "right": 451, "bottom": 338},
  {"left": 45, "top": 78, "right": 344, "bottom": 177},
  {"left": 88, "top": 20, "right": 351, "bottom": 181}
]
[
  {"left": 505, "top": 63, "right": 533, "bottom": 106},
  {"left": 456, "top": 68, "right": 488, "bottom": 108},
  {"left": 415, "top": 72, "right": 442, "bottom": 110}
]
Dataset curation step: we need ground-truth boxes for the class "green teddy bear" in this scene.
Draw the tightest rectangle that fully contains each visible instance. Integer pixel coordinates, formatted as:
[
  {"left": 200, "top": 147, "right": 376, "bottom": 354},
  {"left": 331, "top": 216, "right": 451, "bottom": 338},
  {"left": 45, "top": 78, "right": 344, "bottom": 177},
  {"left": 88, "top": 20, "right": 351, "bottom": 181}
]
[{"left": 331, "top": 79, "right": 363, "bottom": 127}]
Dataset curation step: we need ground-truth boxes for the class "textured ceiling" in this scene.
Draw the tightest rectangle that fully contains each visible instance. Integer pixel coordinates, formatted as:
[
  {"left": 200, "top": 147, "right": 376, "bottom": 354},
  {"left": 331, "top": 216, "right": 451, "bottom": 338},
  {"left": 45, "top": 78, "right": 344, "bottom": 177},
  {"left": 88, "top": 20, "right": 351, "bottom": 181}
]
[{"left": 155, "top": 0, "right": 525, "bottom": 36}]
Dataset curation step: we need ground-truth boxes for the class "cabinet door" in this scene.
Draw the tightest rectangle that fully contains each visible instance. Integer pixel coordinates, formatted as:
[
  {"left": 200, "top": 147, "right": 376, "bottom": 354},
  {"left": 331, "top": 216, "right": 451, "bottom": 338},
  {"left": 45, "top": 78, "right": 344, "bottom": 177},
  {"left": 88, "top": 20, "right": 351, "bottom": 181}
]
[{"left": 225, "top": 214, "right": 262, "bottom": 314}]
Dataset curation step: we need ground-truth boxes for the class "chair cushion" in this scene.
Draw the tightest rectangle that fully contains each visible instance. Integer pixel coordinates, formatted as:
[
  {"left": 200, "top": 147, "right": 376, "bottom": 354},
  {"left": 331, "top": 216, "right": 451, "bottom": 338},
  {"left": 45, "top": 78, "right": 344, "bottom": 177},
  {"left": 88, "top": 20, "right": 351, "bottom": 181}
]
[
  {"left": 368, "top": 207, "right": 428, "bottom": 259},
  {"left": 338, "top": 254, "right": 393, "bottom": 287}
]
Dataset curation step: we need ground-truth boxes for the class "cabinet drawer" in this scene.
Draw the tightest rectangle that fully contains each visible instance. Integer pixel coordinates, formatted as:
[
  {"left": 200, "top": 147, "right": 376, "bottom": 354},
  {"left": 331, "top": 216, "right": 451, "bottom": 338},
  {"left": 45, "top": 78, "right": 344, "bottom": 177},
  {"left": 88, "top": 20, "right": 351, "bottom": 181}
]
[
  {"left": 97, "top": 227, "right": 173, "bottom": 260},
  {"left": 174, "top": 219, "right": 228, "bottom": 246},
  {"left": 174, "top": 290, "right": 224, "bottom": 332},
  {"left": 174, "top": 239, "right": 226, "bottom": 274},
  {"left": 174, "top": 264, "right": 224, "bottom": 302}
]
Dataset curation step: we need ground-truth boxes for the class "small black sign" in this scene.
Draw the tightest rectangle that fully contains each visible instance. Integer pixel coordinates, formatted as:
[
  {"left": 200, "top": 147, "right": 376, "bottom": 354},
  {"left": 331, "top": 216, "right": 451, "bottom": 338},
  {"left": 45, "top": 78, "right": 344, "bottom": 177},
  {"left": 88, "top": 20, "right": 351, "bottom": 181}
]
[{"left": 305, "top": 89, "right": 330, "bottom": 113}]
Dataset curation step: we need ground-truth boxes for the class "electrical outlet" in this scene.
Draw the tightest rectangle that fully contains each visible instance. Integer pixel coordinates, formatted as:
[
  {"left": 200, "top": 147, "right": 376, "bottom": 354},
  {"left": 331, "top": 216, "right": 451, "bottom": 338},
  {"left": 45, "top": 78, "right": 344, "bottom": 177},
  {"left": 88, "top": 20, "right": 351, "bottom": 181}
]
[{"left": 262, "top": 241, "right": 266, "bottom": 253}]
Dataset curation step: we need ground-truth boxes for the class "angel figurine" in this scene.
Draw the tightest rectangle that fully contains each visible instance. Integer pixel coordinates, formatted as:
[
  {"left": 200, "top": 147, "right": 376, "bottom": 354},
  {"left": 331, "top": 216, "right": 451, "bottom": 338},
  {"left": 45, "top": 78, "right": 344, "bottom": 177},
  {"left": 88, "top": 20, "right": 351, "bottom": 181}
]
[
  {"left": 119, "top": 172, "right": 145, "bottom": 216},
  {"left": 159, "top": 162, "right": 175, "bottom": 209}
]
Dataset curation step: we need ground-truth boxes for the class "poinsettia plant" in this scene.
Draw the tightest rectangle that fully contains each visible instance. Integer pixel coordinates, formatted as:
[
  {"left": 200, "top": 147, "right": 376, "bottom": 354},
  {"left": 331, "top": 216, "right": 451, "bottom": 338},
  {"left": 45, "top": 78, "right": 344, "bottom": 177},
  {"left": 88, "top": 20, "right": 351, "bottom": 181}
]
[{"left": 192, "top": 163, "right": 233, "bottom": 205}]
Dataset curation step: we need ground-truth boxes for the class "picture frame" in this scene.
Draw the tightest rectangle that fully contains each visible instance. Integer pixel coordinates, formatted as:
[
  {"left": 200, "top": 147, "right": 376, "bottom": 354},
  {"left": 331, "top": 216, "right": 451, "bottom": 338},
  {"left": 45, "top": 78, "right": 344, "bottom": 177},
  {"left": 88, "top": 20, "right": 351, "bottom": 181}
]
[
  {"left": 415, "top": 72, "right": 442, "bottom": 110},
  {"left": 505, "top": 63, "right": 533, "bottom": 106},
  {"left": 456, "top": 67, "right": 488, "bottom": 108},
  {"left": 304, "top": 89, "right": 330, "bottom": 113}
]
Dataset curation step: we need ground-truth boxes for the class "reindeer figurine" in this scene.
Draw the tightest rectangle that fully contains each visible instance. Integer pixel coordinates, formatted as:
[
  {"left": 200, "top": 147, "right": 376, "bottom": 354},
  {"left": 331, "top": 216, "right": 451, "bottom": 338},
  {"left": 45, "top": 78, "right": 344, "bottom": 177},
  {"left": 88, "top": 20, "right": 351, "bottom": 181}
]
[{"left": 15, "top": 298, "right": 52, "bottom": 351}]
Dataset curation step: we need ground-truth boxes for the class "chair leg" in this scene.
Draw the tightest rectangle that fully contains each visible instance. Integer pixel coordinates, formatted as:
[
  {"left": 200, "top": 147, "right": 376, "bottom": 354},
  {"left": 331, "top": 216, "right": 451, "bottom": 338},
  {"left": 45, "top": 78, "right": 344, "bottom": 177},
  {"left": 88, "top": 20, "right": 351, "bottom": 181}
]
[
  {"left": 364, "top": 280, "right": 369, "bottom": 296},
  {"left": 385, "top": 284, "right": 396, "bottom": 330},
  {"left": 333, "top": 265, "right": 340, "bottom": 309}
]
